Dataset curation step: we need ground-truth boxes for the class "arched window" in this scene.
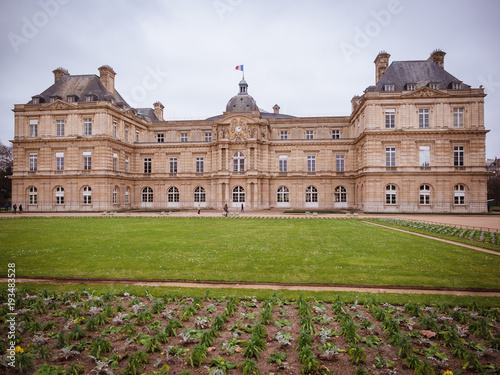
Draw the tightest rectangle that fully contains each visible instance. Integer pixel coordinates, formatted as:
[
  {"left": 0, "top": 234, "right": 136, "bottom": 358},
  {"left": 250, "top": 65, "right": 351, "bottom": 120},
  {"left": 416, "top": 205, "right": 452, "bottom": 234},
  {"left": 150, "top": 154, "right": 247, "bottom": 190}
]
[
  {"left": 125, "top": 187, "right": 130, "bottom": 204},
  {"left": 55, "top": 186, "right": 64, "bottom": 205},
  {"left": 419, "top": 184, "right": 431, "bottom": 205},
  {"left": 277, "top": 186, "right": 290, "bottom": 203},
  {"left": 194, "top": 187, "right": 206, "bottom": 202},
  {"left": 232, "top": 186, "right": 245, "bottom": 203},
  {"left": 28, "top": 186, "right": 37, "bottom": 205},
  {"left": 305, "top": 186, "right": 318, "bottom": 202},
  {"left": 142, "top": 187, "right": 153, "bottom": 203},
  {"left": 83, "top": 186, "right": 92, "bottom": 204},
  {"left": 233, "top": 152, "right": 245, "bottom": 172},
  {"left": 113, "top": 186, "right": 118, "bottom": 204},
  {"left": 334, "top": 186, "right": 347, "bottom": 202},
  {"left": 385, "top": 184, "right": 397, "bottom": 205},
  {"left": 168, "top": 186, "right": 180, "bottom": 202},
  {"left": 454, "top": 184, "right": 465, "bottom": 205}
]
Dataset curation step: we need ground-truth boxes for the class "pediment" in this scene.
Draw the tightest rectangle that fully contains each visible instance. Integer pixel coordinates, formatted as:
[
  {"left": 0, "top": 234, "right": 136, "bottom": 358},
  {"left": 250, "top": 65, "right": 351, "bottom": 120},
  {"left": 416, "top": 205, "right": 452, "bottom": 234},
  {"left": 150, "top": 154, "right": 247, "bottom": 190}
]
[
  {"left": 121, "top": 108, "right": 136, "bottom": 119},
  {"left": 41, "top": 100, "right": 78, "bottom": 110},
  {"left": 217, "top": 114, "right": 260, "bottom": 126},
  {"left": 402, "top": 86, "right": 449, "bottom": 98}
]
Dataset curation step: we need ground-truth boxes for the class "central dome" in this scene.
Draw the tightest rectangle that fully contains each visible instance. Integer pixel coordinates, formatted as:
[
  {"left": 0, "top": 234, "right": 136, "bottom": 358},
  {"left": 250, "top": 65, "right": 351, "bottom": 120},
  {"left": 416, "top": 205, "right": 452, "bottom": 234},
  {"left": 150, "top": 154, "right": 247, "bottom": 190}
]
[{"left": 225, "top": 79, "right": 258, "bottom": 112}]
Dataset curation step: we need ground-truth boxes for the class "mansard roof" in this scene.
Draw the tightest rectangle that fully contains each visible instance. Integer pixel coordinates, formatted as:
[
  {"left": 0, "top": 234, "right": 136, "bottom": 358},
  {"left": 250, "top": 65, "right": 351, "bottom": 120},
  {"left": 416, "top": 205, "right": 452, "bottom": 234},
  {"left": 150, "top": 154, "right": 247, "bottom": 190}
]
[
  {"left": 368, "top": 60, "right": 470, "bottom": 92},
  {"left": 133, "top": 108, "right": 159, "bottom": 122},
  {"left": 28, "top": 74, "right": 130, "bottom": 107}
]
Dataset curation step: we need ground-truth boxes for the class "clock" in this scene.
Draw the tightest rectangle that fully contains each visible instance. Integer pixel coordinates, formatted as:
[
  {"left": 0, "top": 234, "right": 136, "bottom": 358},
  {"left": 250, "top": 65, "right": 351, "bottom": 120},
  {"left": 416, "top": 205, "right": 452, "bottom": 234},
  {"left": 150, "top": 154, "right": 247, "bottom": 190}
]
[{"left": 235, "top": 125, "right": 242, "bottom": 133}]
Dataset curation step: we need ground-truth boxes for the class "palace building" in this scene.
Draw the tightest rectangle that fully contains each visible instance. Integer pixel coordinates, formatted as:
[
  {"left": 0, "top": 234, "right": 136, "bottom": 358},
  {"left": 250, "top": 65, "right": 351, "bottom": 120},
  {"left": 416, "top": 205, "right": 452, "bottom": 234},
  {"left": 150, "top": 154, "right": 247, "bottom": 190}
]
[{"left": 11, "top": 50, "right": 488, "bottom": 212}]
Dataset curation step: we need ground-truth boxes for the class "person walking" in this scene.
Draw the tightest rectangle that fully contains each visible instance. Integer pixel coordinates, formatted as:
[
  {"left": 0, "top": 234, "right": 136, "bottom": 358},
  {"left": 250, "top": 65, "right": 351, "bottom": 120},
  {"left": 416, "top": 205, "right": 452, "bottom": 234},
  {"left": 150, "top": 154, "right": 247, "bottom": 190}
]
[
  {"left": 223, "top": 203, "right": 228, "bottom": 217},
  {"left": 241, "top": 203, "right": 244, "bottom": 212},
  {"left": 197, "top": 205, "right": 201, "bottom": 215},
  {"left": 19, "top": 204, "right": 23, "bottom": 214},
  {"left": 13, "top": 203, "right": 17, "bottom": 214}
]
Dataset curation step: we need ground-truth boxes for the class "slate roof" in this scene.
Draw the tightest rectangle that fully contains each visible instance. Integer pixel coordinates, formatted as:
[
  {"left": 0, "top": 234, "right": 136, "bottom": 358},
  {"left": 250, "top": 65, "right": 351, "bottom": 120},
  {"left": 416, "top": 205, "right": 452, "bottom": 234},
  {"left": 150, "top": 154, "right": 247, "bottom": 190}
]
[
  {"left": 206, "top": 108, "right": 295, "bottom": 121},
  {"left": 29, "top": 74, "right": 130, "bottom": 107},
  {"left": 368, "top": 60, "right": 470, "bottom": 92},
  {"left": 134, "top": 108, "right": 159, "bottom": 122}
]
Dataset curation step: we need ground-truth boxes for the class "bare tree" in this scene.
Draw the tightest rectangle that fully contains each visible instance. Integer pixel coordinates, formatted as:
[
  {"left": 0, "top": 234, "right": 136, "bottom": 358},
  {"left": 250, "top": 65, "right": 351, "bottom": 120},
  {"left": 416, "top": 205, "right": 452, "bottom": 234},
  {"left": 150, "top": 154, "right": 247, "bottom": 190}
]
[{"left": 0, "top": 141, "right": 13, "bottom": 206}]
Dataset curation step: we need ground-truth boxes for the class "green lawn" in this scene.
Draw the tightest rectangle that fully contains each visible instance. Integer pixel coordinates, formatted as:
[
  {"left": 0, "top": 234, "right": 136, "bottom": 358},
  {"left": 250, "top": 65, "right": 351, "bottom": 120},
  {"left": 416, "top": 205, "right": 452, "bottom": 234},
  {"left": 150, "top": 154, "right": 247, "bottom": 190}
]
[{"left": 1, "top": 217, "right": 499, "bottom": 289}]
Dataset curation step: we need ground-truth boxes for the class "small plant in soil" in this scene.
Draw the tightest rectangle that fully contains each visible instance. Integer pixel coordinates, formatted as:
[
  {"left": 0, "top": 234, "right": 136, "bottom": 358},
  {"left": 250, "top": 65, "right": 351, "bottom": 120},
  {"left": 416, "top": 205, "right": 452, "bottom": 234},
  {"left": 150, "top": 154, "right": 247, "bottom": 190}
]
[
  {"left": 268, "top": 351, "right": 287, "bottom": 366},
  {"left": 33, "top": 364, "right": 64, "bottom": 375},
  {"left": 275, "top": 331, "right": 293, "bottom": 346},
  {"left": 208, "top": 355, "right": 236, "bottom": 374},
  {"left": 186, "top": 343, "right": 208, "bottom": 367},
  {"left": 123, "top": 350, "right": 149, "bottom": 375},
  {"left": 239, "top": 358, "right": 261, "bottom": 375}
]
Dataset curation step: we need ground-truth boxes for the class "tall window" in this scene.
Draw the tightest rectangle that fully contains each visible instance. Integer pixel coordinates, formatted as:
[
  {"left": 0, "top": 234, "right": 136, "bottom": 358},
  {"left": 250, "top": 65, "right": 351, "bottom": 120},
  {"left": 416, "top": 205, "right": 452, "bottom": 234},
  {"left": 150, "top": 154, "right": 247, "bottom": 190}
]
[
  {"left": 204, "top": 132, "right": 212, "bottom": 142},
  {"left": 180, "top": 133, "right": 188, "bottom": 142},
  {"left": 280, "top": 131, "right": 289, "bottom": 140},
  {"left": 144, "top": 157, "right": 152, "bottom": 174},
  {"left": 307, "top": 155, "right": 316, "bottom": 172},
  {"left": 83, "top": 152, "right": 92, "bottom": 170},
  {"left": 454, "top": 146, "right": 464, "bottom": 166},
  {"left": 142, "top": 187, "right": 153, "bottom": 203},
  {"left": 453, "top": 108, "right": 464, "bottom": 128},
  {"left": 125, "top": 187, "right": 130, "bottom": 204},
  {"left": 29, "top": 186, "right": 37, "bottom": 204},
  {"left": 167, "top": 186, "right": 179, "bottom": 202},
  {"left": 56, "top": 119, "right": 65, "bottom": 136},
  {"left": 29, "top": 153, "right": 37, "bottom": 171},
  {"left": 419, "top": 184, "right": 431, "bottom": 205},
  {"left": 83, "top": 118, "right": 92, "bottom": 135},
  {"left": 454, "top": 184, "right": 465, "bottom": 205},
  {"left": 29, "top": 119, "right": 38, "bottom": 137},
  {"left": 55, "top": 186, "right": 64, "bottom": 205},
  {"left": 233, "top": 152, "right": 245, "bottom": 172},
  {"left": 170, "top": 157, "right": 178, "bottom": 173},
  {"left": 278, "top": 155, "right": 288, "bottom": 172},
  {"left": 113, "top": 186, "right": 118, "bottom": 204},
  {"left": 305, "top": 186, "right": 318, "bottom": 202},
  {"left": 157, "top": 134, "right": 164, "bottom": 143},
  {"left": 196, "top": 157, "right": 204, "bottom": 173},
  {"left": 277, "top": 186, "right": 290, "bottom": 203},
  {"left": 419, "top": 108, "right": 429, "bottom": 128},
  {"left": 336, "top": 154, "right": 345, "bottom": 172},
  {"left": 194, "top": 186, "right": 206, "bottom": 202},
  {"left": 113, "top": 153, "right": 118, "bottom": 171},
  {"left": 305, "top": 130, "right": 314, "bottom": 140},
  {"left": 385, "top": 109, "right": 395, "bottom": 129},
  {"left": 83, "top": 186, "right": 92, "bottom": 204},
  {"left": 334, "top": 186, "right": 347, "bottom": 202},
  {"left": 332, "top": 130, "right": 340, "bottom": 139},
  {"left": 125, "top": 126, "right": 129, "bottom": 142},
  {"left": 232, "top": 186, "right": 245, "bottom": 203},
  {"left": 125, "top": 157, "right": 129, "bottom": 173},
  {"left": 136, "top": 130, "right": 140, "bottom": 142},
  {"left": 56, "top": 152, "right": 64, "bottom": 171},
  {"left": 113, "top": 121, "right": 117, "bottom": 138},
  {"left": 385, "top": 147, "right": 396, "bottom": 167},
  {"left": 385, "top": 185, "right": 397, "bottom": 204},
  {"left": 419, "top": 146, "right": 430, "bottom": 167}
]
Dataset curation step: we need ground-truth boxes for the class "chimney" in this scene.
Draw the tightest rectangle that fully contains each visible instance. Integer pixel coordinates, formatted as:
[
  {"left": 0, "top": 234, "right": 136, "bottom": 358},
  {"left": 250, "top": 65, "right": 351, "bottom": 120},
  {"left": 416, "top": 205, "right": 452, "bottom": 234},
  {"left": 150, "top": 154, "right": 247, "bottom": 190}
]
[
  {"left": 153, "top": 101, "right": 164, "bottom": 121},
  {"left": 428, "top": 49, "right": 446, "bottom": 68},
  {"left": 374, "top": 51, "right": 390, "bottom": 84},
  {"left": 273, "top": 104, "right": 280, "bottom": 114},
  {"left": 52, "top": 67, "right": 69, "bottom": 83},
  {"left": 98, "top": 65, "right": 116, "bottom": 94}
]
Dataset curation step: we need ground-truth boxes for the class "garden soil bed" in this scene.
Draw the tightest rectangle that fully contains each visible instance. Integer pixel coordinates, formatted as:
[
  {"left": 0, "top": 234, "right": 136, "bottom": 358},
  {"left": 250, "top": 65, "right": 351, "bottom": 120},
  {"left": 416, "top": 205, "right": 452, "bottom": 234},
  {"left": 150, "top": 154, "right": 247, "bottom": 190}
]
[{"left": 1, "top": 290, "right": 499, "bottom": 374}]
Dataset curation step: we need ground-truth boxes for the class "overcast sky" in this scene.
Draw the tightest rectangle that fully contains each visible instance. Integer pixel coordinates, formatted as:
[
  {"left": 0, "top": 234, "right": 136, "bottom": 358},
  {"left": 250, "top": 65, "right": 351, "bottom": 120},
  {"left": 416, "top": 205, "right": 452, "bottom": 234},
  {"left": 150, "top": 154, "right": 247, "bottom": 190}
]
[{"left": 1, "top": 0, "right": 499, "bottom": 158}]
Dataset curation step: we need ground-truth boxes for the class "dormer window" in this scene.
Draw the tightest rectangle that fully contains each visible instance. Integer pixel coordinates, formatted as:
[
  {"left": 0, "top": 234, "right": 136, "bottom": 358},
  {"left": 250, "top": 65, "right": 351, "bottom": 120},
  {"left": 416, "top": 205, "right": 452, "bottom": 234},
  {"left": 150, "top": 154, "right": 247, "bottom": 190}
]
[
  {"left": 85, "top": 94, "right": 97, "bottom": 102},
  {"left": 32, "top": 97, "right": 39, "bottom": 104},
  {"left": 31, "top": 96, "right": 44, "bottom": 104},
  {"left": 384, "top": 84, "right": 395, "bottom": 91},
  {"left": 451, "top": 82, "right": 462, "bottom": 90},
  {"left": 67, "top": 95, "right": 78, "bottom": 103},
  {"left": 429, "top": 83, "right": 439, "bottom": 90},
  {"left": 406, "top": 83, "right": 416, "bottom": 91},
  {"left": 49, "top": 95, "right": 62, "bottom": 103}
]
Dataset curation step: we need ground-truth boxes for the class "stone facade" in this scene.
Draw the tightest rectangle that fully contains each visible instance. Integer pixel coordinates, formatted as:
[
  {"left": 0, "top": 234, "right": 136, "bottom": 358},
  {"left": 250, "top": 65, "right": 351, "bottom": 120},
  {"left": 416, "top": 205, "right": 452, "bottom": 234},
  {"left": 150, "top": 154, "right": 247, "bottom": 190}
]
[{"left": 11, "top": 51, "right": 488, "bottom": 212}]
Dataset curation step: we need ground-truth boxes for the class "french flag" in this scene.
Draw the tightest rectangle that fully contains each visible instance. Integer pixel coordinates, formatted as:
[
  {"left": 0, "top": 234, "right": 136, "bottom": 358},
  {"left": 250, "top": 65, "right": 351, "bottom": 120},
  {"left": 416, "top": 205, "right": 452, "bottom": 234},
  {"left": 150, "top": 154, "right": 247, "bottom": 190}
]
[{"left": 235, "top": 65, "right": 244, "bottom": 71}]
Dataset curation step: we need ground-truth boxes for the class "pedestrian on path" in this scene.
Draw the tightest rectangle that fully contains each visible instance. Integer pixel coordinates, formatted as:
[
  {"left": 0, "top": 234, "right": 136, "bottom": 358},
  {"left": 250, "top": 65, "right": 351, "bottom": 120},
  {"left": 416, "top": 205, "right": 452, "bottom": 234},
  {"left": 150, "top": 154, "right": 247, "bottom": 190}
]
[
  {"left": 197, "top": 205, "right": 201, "bottom": 215},
  {"left": 13, "top": 203, "right": 17, "bottom": 214},
  {"left": 19, "top": 204, "right": 23, "bottom": 214},
  {"left": 224, "top": 203, "right": 228, "bottom": 217},
  {"left": 241, "top": 204, "right": 244, "bottom": 212}
]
